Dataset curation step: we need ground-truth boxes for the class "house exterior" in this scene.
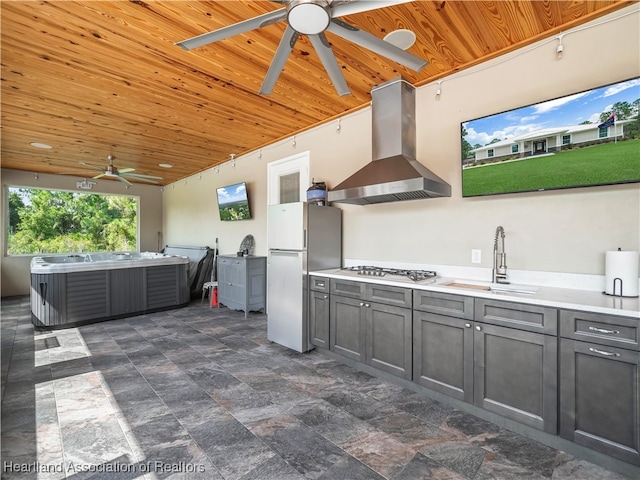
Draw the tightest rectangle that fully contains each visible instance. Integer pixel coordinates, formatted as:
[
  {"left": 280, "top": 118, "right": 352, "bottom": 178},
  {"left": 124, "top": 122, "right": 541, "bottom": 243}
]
[{"left": 468, "top": 120, "right": 632, "bottom": 165}]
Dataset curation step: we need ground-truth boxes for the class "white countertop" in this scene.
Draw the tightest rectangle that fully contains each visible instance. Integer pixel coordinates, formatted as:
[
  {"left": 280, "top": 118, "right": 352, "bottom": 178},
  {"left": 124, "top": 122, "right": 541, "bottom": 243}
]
[{"left": 311, "top": 269, "right": 640, "bottom": 319}]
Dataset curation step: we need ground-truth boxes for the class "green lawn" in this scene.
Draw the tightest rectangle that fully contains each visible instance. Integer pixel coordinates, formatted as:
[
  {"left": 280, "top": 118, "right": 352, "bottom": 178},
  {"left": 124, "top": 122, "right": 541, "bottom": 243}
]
[{"left": 462, "top": 139, "right": 640, "bottom": 197}]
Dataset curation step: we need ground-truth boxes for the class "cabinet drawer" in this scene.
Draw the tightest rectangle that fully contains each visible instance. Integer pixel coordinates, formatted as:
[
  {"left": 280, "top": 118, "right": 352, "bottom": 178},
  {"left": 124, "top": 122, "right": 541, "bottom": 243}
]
[
  {"left": 560, "top": 310, "right": 639, "bottom": 351},
  {"left": 366, "top": 284, "right": 412, "bottom": 308},
  {"left": 331, "top": 278, "right": 365, "bottom": 298},
  {"left": 310, "top": 276, "right": 330, "bottom": 293},
  {"left": 218, "top": 256, "right": 246, "bottom": 267},
  {"left": 413, "top": 290, "right": 474, "bottom": 320},
  {"left": 475, "top": 299, "right": 557, "bottom": 335}
]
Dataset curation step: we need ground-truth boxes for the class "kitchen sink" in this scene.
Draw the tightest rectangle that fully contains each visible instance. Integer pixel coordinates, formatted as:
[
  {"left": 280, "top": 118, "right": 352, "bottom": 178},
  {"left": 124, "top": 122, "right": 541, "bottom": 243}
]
[{"left": 441, "top": 280, "right": 539, "bottom": 295}]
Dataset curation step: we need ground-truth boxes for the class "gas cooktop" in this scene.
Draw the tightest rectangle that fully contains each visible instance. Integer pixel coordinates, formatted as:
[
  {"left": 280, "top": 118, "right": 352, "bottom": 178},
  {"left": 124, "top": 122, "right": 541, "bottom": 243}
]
[{"left": 342, "top": 266, "right": 438, "bottom": 283}]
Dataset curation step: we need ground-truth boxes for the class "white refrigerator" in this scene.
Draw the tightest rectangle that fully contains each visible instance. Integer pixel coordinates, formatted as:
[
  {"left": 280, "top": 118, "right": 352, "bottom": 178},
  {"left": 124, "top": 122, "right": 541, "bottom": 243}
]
[{"left": 267, "top": 202, "right": 342, "bottom": 352}]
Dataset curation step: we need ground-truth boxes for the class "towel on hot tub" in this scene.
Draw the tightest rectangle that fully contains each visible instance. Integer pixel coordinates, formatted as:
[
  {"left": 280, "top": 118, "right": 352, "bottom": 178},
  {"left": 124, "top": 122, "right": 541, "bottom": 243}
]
[{"left": 162, "top": 245, "right": 215, "bottom": 299}]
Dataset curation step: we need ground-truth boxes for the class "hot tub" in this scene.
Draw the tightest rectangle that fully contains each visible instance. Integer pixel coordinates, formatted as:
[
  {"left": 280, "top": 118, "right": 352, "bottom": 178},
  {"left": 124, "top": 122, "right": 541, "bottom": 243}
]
[{"left": 30, "top": 252, "right": 190, "bottom": 329}]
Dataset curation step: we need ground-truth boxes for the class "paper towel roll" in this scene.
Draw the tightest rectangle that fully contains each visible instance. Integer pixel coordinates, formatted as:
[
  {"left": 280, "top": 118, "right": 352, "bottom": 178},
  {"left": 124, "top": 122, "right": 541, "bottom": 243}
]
[{"left": 605, "top": 250, "right": 639, "bottom": 297}]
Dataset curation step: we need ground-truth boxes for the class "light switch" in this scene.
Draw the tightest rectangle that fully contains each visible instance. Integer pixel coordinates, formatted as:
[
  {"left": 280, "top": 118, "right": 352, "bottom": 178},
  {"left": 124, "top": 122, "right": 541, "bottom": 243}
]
[{"left": 471, "top": 249, "right": 482, "bottom": 264}]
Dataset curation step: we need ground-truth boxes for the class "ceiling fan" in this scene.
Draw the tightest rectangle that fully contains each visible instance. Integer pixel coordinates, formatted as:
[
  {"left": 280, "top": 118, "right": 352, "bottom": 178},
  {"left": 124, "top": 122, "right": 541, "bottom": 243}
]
[
  {"left": 176, "top": 0, "right": 428, "bottom": 96},
  {"left": 75, "top": 155, "right": 163, "bottom": 185}
]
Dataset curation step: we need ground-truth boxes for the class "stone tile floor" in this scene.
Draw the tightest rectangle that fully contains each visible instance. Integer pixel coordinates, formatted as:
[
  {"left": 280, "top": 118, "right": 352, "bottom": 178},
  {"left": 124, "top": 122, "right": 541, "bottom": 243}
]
[{"left": 1, "top": 296, "right": 633, "bottom": 480}]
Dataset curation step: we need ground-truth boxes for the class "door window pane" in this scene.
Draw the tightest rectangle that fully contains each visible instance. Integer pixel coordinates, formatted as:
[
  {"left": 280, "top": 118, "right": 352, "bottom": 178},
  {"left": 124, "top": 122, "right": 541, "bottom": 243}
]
[{"left": 279, "top": 172, "right": 300, "bottom": 204}]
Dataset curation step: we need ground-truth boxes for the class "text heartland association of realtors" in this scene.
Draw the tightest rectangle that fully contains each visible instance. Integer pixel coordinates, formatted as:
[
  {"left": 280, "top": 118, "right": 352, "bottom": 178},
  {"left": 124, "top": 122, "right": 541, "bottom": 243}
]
[{"left": 2, "top": 461, "right": 206, "bottom": 474}]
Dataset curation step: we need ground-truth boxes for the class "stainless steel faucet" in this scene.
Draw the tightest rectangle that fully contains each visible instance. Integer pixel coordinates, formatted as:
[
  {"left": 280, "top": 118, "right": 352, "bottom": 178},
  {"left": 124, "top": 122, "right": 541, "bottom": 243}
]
[{"left": 492, "top": 226, "right": 509, "bottom": 284}]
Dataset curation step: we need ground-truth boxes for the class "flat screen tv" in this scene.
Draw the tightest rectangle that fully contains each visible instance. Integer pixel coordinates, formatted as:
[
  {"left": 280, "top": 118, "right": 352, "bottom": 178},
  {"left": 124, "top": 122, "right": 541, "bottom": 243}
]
[
  {"left": 216, "top": 182, "right": 251, "bottom": 221},
  {"left": 461, "top": 77, "right": 640, "bottom": 197}
]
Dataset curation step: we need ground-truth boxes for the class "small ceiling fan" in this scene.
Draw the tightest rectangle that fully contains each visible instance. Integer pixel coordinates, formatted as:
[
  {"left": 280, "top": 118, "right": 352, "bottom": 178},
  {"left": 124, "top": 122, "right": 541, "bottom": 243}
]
[
  {"left": 176, "top": 0, "right": 428, "bottom": 96},
  {"left": 76, "top": 155, "right": 163, "bottom": 185}
]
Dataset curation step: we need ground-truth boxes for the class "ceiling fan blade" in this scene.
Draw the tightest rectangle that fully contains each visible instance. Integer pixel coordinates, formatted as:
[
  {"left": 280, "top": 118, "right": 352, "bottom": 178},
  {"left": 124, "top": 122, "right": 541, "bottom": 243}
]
[
  {"left": 176, "top": 8, "right": 287, "bottom": 50},
  {"left": 80, "top": 162, "right": 107, "bottom": 171},
  {"left": 332, "top": 0, "right": 415, "bottom": 17},
  {"left": 260, "top": 26, "right": 299, "bottom": 95},
  {"left": 122, "top": 173, "right": 163, "bottom": 180},
  {"left": 93, "top": 173, "right": 106, "bottom": 179},
  {"left": 118, "top": 167, "right": 135, "bottom": 174},
  {"left": 122, "top": 176, "right": 161, "bottom": 184},
  {"left": 328, "top": 19, "right": 428, "bottom": 72},
  {"left": 116, "top": 175, "right": 132, "bottom": 186},
  {"left": 308, "top": 33, "right": 350, "bottom": 96}
]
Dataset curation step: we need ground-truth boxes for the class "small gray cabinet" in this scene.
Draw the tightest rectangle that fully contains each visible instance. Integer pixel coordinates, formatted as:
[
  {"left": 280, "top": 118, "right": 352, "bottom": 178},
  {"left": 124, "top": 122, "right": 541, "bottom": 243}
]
[
  {"left": 309, "top": 276, "right": 330, "bottom": 349},
  {"left": 559, "top": 310, "right": 640, "bottom": 465},
  {"left": 218, "top": 255, "right": 266, "bottom": 318},
  {"left": 413, "top": 291, "right": 558, "bottom": 433},
  {"left": 330, "top": 278, "right": 412, "bottom": 379},
  {"left": 413, "top": 290, "right": 475, "bottom": 402}
]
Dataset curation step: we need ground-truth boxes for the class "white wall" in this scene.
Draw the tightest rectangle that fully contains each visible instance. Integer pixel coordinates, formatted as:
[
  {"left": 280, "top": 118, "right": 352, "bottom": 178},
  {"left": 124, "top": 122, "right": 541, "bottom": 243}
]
[
  {"left": 1, "top": 169, "right": 163, "bottom": 297},
  {"left": 163, "top": 5, "right": 639, "bottom": 284}
]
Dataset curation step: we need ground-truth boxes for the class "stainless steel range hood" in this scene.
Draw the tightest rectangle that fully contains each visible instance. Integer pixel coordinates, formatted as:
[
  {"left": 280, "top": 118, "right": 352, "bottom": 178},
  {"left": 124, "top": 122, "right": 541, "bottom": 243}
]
[{"left": 328, "top": 77, "right": 451, "bottom": 205}]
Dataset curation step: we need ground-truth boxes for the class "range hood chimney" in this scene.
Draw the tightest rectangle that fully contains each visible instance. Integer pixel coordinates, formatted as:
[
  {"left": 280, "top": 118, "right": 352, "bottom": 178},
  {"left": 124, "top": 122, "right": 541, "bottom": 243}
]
[{"left": 328, "top": 77, "right": 451, "bottom": 205}]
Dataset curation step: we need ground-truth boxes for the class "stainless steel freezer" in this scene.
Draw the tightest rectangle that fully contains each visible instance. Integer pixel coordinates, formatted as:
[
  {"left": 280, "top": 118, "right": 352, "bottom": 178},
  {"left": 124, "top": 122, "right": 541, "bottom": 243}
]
[{"left": 267, "top": 202, "right": 341, "bottom": 352}]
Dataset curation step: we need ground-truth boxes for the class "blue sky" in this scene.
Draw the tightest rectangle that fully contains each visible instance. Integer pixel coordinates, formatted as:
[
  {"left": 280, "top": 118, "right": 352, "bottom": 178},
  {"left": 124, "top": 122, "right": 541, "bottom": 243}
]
[
  {"left": 463, "top": 77, "right": 640, "bottom": 147},
  {"left": 217, "top": 182, "right": 247, "bottom": 205}
]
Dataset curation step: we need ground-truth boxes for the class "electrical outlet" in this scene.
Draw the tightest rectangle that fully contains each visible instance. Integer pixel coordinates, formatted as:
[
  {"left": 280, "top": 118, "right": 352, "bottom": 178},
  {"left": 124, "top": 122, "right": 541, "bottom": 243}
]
[{"left": 471, "top": 249, "right": 482, "bottom": 264}]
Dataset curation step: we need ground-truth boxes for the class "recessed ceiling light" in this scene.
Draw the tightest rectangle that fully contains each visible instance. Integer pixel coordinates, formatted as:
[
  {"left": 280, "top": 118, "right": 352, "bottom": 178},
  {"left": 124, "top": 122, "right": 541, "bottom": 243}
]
[
  {"left": 159, "top": 163, "right": 173, "bottom": 168},
  {"left": 30, "top": 142, "right": 52, "bottom": 149},
  {"left": 383, "top": 29, "right": 417, "bottom": 50}
]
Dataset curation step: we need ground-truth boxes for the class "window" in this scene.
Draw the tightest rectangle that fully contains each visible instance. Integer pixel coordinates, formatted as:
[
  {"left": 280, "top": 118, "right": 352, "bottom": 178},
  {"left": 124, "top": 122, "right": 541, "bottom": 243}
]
[
  {"left": 487, "top": 149, "right": 494, "bottom": 158},
  {"left": 562, "top": 134, "right": 571, "bottom": 145},
  {"left": 511, "top": 144, "right": 519, "bottom": 153},
  {"left": 598, "top": 127, "right": 609, "bottom": 138},
  {"left": 267, "top": 152, "right": 310, "bottom": 205},
  {"left": 6, "top": 187, "right": 138, "bottom": 255}
]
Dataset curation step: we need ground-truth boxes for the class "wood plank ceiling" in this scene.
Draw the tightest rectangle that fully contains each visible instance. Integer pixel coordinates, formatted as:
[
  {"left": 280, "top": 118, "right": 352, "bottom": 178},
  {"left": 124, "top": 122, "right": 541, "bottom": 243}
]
[{"left": 1, "top": 1, "right": 633, "bottom": 186}]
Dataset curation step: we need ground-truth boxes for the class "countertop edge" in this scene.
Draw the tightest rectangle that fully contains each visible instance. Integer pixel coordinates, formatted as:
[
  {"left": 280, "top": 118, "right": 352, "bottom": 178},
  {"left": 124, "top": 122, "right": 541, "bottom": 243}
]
[{"left": 310, "top": 270, "right": 640, "bottom": 319}]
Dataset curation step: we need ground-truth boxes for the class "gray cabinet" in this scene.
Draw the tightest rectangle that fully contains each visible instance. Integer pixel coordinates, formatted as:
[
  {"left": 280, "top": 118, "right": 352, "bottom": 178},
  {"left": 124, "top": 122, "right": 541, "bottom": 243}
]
[
  {"left": 218, "top": 255, "right": 266, "bottom": 318},
  {"left": 413, "top": 292, "right": 558, "bottom": 433},
  {"left": 559, "top": 310, "right": 640, "bottom": 465},
  {"left": 309, "top": 276, "right": 330, "bottom": 349},
  {"left": 413, "top": 290, "right": 475, "bottom": 402},
  {"left": 330, "top": 278, "right": 412, "bottom": 379}
]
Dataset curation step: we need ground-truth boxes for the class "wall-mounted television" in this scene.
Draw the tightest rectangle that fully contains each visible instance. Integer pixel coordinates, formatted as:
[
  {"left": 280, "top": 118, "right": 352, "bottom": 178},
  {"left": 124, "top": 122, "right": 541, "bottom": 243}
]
[
  {"left": 216, "top": 182, "right": 251, "bottom": 221},
  {"left": 461, "top": 77, "right": 640, "bottom": 197}
]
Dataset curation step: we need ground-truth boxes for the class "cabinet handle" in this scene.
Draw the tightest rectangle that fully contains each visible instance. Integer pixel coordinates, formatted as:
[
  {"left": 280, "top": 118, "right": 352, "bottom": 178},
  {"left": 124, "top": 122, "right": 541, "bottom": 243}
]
[
  {"left": 359, "top": 302, "right": 365, "bottom": 307},
  {"left": 588, "top": 326, "right": 620, "bottom": 335},
  {"left": 323, "top": 295, "right": 328, "bottom": 299},
  {"left": 465, "top": 323, "right": 471, "bottom": 328},
  {"left": 365, "top": 303, "right": 370, "bottom": 308},
  {"left": 589, "top": 347, "right": 620, "bottom": 357},
  {"left": 475, "top": 325, "right": 482, "bottom": 331},
  {"left": 317, "top": 282, "right": 325, "bottom": 287},
  {"left": 227, "top": 282, "right": 233, "bottom": 286}
]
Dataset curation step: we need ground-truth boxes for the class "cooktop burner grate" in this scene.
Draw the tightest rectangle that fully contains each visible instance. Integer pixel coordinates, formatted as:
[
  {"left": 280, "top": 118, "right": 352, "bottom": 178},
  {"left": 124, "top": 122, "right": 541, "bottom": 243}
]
[{"left": 343, "top": 266, "right": 437, "bottom": 282}]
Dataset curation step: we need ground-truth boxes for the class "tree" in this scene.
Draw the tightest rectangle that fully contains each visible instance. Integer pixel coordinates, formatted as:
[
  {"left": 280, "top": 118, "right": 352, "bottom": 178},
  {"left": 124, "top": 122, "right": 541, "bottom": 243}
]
[{"left": 6, "top": 187, "right": 138, "bottom": 254}]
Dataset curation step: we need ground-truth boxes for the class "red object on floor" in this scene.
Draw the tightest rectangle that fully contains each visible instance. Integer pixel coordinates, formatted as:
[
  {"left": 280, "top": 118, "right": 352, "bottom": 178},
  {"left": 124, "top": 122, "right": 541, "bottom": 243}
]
[{"left": 211, "top": 287, "right": 218, "bottom": 307}]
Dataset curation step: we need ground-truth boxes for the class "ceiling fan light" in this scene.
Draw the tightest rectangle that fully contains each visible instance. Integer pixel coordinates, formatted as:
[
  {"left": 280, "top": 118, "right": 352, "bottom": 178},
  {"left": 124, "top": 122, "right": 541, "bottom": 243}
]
[
  {"left": 288, "top": 0, "right": 330, "bottom": 35},
  {"left": 383, "top": 29, "right": 417, "bottom": 50}
]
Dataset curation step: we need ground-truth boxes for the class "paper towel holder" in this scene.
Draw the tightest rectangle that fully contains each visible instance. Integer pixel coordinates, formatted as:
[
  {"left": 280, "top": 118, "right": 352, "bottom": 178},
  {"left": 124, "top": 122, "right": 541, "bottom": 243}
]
[
  {"left": 603, "top": 277, "right": 638, "bottom": 298},
  {"left": 603, "top": 248, "right": 639, "bottom": 298}
]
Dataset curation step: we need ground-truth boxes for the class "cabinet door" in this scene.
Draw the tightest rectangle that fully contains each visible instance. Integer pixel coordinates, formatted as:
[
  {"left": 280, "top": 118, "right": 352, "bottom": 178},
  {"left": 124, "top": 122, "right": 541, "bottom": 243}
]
[
  {"left": 560, "top": 339, "right": 640, "bottom": 465},
  {"left": 365, "top": 302, "right": 412, "bottom": 379},
  {"left": 330, "top": 295, "right": 365, "bottom": 362},
  {"left": 474, "top": 323, "right": 558, "bottom": 433},
  {"left": 413, "top": 311, "right": 474, "bottom": 403},
  {"left": 219, "top": 261, "right": 246, "bottom": 307},
  {"left": 310, "top": 291, "right": 330, "bottom": 349}
]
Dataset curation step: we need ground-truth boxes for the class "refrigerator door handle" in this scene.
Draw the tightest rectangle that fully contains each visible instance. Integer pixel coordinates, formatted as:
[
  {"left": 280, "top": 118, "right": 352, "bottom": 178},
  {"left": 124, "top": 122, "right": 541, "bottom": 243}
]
[
  {"left": 304, "top": 229, "right": 307, "bottom": 249},
  {"left": 270, "top": 250, "right": 301, "bottom": 257}
]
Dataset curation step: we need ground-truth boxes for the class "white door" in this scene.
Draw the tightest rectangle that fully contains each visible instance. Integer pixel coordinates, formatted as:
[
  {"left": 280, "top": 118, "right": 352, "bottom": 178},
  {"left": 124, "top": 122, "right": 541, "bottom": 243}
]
[{"left": 267, "top": 152, "right": 310, "bottom": 205}]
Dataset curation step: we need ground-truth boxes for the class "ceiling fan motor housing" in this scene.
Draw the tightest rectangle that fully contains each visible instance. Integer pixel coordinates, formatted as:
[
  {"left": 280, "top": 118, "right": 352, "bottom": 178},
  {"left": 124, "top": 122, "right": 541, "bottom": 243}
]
[{"left": 287, "top": 0, "right": 331, "bottom": 34}]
